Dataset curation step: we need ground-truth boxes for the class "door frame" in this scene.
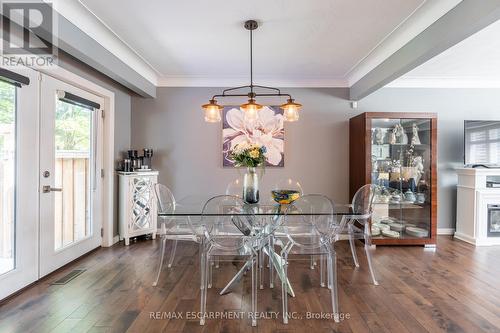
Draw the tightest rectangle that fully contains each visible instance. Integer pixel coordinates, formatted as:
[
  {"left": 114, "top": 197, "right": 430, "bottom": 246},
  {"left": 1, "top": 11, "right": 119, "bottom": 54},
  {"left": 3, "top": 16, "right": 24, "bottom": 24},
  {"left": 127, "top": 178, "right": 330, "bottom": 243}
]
[
  {"left": 0, "top": 63, "right": 116, "bottom": 300},
  {"left": 39, "top": 74, "right": 105, "bottom": 276},
  {"left": 0, "top": 66, "right": 40, "bottom": 300},
  {"left": 39, "top": 66, "right": 116, "bottom": 247}
]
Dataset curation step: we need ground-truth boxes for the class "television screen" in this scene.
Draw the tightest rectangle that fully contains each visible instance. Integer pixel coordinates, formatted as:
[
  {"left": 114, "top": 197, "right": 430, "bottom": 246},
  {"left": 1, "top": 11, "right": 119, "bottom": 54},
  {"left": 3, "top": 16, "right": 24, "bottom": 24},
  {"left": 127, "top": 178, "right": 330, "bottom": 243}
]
[{"left": 465, "top": 121, "right": 500, "bottom": 167}]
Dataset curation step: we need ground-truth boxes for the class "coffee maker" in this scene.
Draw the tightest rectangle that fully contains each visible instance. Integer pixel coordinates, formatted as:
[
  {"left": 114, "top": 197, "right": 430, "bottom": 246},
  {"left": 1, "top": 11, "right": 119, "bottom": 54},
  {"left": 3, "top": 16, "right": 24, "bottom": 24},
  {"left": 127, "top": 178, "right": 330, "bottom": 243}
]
[
  {"left": 142, "top": 149, "right": 153, "bottom": 169},
  {"left": 122, "top": 149, "right": 153, "bottom": 171}
]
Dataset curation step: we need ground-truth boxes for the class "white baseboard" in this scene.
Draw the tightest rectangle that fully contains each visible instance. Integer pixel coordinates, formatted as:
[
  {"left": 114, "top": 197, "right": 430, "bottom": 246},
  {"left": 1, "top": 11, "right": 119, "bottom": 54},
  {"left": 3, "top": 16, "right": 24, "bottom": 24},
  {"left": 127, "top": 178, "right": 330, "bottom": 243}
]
[
  {"left": 437, "top": 228, "right": 455, "bottom": 235},
  {"left": 101, "top": 235, "right": 120, "bottom": 247}
]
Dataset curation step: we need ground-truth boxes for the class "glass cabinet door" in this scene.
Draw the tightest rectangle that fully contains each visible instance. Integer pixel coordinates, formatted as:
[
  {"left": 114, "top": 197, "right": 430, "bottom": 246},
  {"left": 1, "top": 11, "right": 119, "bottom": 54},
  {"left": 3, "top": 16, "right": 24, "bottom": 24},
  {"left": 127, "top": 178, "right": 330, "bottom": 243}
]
[{"left": 370, "top": 118, "right": 432, "bottom": 240}]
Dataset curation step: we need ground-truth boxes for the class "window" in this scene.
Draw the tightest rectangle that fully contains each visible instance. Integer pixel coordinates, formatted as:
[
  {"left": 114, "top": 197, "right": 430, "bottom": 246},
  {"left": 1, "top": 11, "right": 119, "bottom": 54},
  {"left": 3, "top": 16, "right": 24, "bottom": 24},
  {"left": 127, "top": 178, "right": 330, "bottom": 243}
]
[
  {"left": 467, "top": 123, "right": 500, "bottom": 165},
  {"left": 0, "top": 80, "right": 16, "bottom": 275},
  {"left": 54, "top": 99, "right": 93, "bottom": 250}
]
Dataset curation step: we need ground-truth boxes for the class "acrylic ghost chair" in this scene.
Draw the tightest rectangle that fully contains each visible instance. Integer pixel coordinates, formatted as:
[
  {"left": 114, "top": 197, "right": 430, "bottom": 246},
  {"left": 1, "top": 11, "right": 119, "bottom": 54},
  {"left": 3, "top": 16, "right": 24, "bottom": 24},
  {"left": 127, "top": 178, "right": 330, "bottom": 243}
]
[
  {"left": 268, "top": 177, "right": 322, "bottom": 289},
  {"left": 338, "top": 184, "right": 379, "bottom": 285},
  {"left": 277, "top": 194, "right": 346, "bottom": 324},
  {"left": 225, "top": 176, "right": 272, "bottom": 290},
  {"left": 271, "top": 178, "right": 317, "bottom": 269},
  {"left": 152, "top": 183, "right": 200, "bottom": 287},
  {"left": 199, "top": 195, "right": 262, "bottom": 327}
]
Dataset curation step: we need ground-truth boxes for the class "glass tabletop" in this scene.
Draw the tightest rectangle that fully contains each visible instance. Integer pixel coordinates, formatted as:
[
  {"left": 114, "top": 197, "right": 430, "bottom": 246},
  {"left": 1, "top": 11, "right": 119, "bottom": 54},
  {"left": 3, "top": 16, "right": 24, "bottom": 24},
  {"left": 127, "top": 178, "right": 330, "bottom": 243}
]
[{"left": 158, "top": 195, "right": 352, "bottom": 216}]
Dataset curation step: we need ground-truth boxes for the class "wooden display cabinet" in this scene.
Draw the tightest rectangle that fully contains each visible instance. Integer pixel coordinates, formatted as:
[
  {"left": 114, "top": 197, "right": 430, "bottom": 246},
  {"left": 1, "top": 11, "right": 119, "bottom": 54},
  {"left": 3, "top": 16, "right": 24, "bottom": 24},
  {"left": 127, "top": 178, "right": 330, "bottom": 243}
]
[{"left": 349, "top": 112, "right": 437, "bottom": 246}]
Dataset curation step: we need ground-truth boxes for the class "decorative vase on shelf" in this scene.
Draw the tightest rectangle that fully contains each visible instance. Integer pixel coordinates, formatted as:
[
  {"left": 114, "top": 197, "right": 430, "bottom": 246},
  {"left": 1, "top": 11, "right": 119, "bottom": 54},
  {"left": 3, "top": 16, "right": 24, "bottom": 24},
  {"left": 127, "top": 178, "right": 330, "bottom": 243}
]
[{"left": 243, "top": 167, "right": 259, "bottom": 204}]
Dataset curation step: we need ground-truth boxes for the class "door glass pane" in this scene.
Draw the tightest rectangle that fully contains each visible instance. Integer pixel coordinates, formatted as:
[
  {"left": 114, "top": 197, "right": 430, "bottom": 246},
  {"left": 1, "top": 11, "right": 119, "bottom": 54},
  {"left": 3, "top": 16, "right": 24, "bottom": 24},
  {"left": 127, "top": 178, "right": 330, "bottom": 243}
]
[
  {"left": 54, "top": 99, "right": 93, "bottom": 250},
  {"left": 0, "top": 81, "right": 16, "bottom": 275}
]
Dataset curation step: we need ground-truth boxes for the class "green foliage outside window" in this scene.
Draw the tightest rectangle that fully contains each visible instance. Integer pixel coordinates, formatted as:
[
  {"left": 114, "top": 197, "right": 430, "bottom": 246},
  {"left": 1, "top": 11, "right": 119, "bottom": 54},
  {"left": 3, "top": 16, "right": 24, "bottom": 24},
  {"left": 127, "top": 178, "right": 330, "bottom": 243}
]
[
  {"left": 55, "top": 101, "right": 91, "bottom": 152},
  {"left": 0, "top": 81, "right": 91, "bottom": 152}
]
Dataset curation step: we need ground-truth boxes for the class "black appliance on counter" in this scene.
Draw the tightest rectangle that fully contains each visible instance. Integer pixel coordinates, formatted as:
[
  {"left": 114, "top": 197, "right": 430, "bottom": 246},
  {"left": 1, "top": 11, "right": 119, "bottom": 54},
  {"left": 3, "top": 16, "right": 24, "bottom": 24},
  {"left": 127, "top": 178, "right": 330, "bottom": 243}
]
[{"left": 121, "top": 149, "right": 154, "bottom": 171}]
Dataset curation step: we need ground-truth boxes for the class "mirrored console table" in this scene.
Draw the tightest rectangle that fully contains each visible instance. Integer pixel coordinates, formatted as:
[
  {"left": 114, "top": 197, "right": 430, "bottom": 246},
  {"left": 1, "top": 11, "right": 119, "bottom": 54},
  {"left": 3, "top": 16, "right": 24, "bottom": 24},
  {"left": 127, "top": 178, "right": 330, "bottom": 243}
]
[{"left": 118, "top": 171, "right": 158, "bottom": 245}]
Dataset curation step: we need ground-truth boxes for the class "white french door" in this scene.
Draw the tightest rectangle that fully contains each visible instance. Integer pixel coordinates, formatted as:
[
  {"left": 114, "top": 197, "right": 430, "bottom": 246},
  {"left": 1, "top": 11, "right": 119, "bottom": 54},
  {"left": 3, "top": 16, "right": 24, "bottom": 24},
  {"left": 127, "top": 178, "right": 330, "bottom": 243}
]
[
  {"left": 39, "top": 74, "right": 104, "bottom": 277},
  {"left": 0, "top": 67, "right": 39, "bottom": 300}
]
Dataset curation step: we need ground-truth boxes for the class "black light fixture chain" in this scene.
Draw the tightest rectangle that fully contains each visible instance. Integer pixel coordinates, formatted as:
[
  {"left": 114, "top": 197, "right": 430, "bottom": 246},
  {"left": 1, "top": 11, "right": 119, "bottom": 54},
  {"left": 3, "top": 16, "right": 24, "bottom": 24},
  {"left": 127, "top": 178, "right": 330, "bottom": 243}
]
[
  {"left": 206, "top": 19, "right": 300, "bottom": 105},
  {"left": 250, "top": 26, "right": 253, "bottom": 94}
]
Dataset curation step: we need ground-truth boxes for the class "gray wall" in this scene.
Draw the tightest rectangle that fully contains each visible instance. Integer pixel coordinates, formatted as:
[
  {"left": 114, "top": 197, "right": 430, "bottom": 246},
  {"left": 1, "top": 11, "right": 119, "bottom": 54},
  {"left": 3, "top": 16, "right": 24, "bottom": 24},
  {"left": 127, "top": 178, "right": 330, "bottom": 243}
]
[
  {"left": 58, "top": 51, "right": 133, "bottom": 236},
  {"left": 131, "top": 87, "right": 500, "bottom": 230}
]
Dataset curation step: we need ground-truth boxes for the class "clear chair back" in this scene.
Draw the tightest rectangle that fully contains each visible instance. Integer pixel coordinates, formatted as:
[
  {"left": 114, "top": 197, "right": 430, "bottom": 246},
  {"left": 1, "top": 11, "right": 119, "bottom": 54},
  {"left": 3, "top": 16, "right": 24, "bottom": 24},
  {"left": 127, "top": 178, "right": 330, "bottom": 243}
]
[
  {"left": 154, "top": 183, "right": 176, "bottom": 214},
  {"left": 201, "top": 195, "right": 256, "bottom": 251},
  {"left": 283, "top": 194, "right": 336, "bottom": 248},
  {"left": 273, "top": 178, "right": 304, "bottom": 194},
  {"left": 352, "top": 184, "right": 377, "bottom": 215},
  {"left": 225, "top": 178, "right": 244, "bottom": 198},
  {"left": 268, "top": 177, "right": 304, "bottom": 204}
]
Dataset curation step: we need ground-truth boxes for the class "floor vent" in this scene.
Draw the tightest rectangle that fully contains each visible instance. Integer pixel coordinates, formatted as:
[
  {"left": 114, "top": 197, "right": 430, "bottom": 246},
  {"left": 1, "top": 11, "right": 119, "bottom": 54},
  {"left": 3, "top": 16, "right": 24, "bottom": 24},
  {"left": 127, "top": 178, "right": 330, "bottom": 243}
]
[{"left": 51, "top": 269, "right": 86, "bottom": 285}]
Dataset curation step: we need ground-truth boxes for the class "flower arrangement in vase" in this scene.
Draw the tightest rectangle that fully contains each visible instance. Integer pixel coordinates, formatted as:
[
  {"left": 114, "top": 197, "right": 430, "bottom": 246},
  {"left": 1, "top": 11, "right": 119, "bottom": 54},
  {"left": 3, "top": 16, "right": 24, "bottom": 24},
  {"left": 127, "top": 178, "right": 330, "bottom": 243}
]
[{"left": 229, "top": 142, "right": 267, "bottom": 203}]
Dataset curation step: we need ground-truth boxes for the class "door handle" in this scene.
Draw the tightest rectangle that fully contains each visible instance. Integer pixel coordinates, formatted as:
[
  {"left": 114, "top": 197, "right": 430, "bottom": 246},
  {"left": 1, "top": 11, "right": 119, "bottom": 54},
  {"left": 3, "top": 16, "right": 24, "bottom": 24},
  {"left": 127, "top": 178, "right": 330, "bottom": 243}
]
[{"left": 42, "top": 185, "right": 62, "bottom": 193}]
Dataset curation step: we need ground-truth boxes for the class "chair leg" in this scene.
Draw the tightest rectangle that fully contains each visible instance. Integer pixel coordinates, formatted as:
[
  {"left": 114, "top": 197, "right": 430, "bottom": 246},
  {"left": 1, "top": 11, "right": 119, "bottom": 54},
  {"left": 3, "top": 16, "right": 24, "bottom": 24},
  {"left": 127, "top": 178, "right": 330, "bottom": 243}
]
[
  {"left": 208, "top": 258, "right": 213, "bottom": 288},
  {"left": 167, "top": 239, "right": 178, "bottom": 268},
  {"left": 364, "top": 236, "right": 379, "bottom": 286},
  {"left": 310, "top": 255, "right": 316, "bottom": 270},
  {"left": 152, "top": 236, "right": 168, "bottom": 286},
  {"left": 281, "top": 252, "right": 289, "bottom": 324},
  {"left": 348, "top": 224, "right": 360, "bottom": 268},
  {"left": 327, "top": 251, "right": 340, "bottom": 323},
  {"left": 320, "top": 254, "right": 325, "bottom": 287},
  {"left": 251, "top": 256, "right": 257, "bottom": 327},
  {"left": 269, "top": 236, "right": 274, "bottom": 288},
  {"left": 200, "top": 252, "right": 209, "bottom": 325},
  {"left": 259, "top": 249, "right": 264, "bottom": 290}
]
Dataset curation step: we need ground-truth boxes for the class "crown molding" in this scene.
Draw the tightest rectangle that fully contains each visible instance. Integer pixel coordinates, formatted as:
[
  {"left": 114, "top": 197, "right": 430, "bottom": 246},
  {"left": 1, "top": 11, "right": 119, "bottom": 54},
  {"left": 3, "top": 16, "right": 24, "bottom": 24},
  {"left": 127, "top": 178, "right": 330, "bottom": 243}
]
[
  {"left": 157, "top": 75, "right": 349, "bottom": 88},
  {"left": 386, "top": 76, "right": 500, "bottom": 88}
]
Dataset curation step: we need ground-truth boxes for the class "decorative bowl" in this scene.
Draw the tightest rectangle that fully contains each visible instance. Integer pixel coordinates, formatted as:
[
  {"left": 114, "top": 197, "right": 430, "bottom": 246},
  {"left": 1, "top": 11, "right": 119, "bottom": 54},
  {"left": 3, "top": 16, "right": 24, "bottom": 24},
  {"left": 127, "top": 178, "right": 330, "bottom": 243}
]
[{"left": 271, "top": 190, "right": 300, "bottom": 204}]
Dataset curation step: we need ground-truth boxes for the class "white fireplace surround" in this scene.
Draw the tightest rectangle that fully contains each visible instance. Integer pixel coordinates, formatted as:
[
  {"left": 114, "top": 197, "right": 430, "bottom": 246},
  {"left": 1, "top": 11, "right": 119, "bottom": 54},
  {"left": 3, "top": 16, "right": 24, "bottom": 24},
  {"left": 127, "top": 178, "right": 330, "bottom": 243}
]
[{"left": 455, "top": 168, "right": 500, "bottom": 246}]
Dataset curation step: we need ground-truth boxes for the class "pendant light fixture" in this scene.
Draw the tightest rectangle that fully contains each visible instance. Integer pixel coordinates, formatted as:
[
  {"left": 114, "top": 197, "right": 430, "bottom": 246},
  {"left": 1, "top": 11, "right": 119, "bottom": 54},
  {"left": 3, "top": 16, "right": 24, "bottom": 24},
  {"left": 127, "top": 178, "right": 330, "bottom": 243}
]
[
  {"left": 202, "top": 20, "right": 302, "bottom": 122},
  {"left": 202, "top": 99, "right": 223, "bottom": 122}
]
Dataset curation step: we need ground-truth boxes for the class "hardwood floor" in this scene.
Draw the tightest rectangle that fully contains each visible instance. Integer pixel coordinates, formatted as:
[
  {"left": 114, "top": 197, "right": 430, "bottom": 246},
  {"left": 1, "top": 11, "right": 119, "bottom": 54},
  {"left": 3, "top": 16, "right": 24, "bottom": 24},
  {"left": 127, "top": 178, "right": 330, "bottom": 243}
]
[{"left": 1, "top": 236, "right": 500, "bottom": 333}]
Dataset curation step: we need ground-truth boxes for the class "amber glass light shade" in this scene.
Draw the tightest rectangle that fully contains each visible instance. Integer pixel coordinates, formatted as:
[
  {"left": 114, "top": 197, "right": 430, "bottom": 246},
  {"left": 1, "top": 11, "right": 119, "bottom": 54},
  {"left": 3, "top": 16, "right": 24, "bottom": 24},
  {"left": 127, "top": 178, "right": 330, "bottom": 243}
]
[
  {"left": 202, "top": 99, "right": 223, "bottom": 122},
  {"left": 240, "top": 98, "right": 263, "bottom": 122},
  {"left": 280, "top": 98, "right": 302, "bottom": 122}
]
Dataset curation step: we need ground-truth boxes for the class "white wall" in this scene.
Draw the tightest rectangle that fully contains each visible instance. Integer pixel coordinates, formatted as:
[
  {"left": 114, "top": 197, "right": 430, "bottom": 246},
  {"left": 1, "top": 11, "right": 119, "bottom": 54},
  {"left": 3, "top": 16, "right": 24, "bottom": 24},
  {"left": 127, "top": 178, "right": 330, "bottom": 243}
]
[{"left": 131, "top": 86, "right": 500, "bottom": 230}]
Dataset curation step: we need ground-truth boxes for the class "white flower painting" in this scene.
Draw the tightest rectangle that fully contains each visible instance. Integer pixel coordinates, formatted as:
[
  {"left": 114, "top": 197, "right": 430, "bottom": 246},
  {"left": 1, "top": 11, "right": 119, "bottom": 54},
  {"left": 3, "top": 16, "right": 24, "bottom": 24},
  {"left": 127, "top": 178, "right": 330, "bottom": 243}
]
[{"left": 222, "top": 106, "right": 285, "bottom": 167}]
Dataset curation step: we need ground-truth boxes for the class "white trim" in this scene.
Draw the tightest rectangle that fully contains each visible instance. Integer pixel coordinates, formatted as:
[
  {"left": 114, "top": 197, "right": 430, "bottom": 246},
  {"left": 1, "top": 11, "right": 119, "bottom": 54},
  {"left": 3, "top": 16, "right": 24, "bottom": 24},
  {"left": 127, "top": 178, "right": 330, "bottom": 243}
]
[
  {"left": 346, "top": 0, "right": 462, "bottom": 86},
  {"left": 386, "top": 76, "right": 500, "bottom": 88},
  {"left": 48, "top": 0, "right": 158, "bottom": 85},
  {"left": 454, "top": 231, "right": 500, "bottom": 246},
  {"left": 437, "top": 228, "right": 455, "bottom": 235},
  {"left": 38, "top": 65, "right": 116, "bottom": 247},
  {"left": 454, "top": 231, "right": 476, "bottom": 244},
  {"left": 157, "top": 75, "right": 349, "bottom": 88}
]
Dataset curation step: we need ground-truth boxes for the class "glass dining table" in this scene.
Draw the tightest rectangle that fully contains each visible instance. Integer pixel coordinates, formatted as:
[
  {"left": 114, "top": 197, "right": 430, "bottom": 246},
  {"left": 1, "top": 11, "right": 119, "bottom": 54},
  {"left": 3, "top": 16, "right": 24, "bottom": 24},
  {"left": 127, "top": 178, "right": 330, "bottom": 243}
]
[{"left": 157, "top": 195, "right": 353, "bottom": 297}]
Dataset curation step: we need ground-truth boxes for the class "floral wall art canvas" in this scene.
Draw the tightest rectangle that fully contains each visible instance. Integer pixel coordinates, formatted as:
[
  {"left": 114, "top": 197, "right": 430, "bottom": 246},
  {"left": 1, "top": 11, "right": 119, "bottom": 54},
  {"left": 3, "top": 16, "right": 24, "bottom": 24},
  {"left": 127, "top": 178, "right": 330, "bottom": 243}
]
[{"left": 222, "top": 106, "right": 285, "bottom": 167}]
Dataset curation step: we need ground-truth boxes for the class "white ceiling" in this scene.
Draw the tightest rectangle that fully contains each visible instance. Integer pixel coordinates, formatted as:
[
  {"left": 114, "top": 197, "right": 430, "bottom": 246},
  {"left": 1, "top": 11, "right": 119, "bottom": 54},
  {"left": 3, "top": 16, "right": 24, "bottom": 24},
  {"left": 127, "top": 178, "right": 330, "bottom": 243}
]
[
  {"left": 389, "top": 19, "right": 500, "bottom": 88},
  {"left": 52, "top": 0, "right": 463, "bottom": 87},
  {"left": 74, "top": 0, "right": 454, "bottom": 86}
]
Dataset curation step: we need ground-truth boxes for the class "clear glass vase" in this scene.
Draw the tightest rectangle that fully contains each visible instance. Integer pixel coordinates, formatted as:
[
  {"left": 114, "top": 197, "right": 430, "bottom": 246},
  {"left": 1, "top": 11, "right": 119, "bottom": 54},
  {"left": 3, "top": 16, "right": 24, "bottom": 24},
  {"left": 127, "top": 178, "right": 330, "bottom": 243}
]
[{"left": 243, "top": 167, "right": 259, "bottom": 204}]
